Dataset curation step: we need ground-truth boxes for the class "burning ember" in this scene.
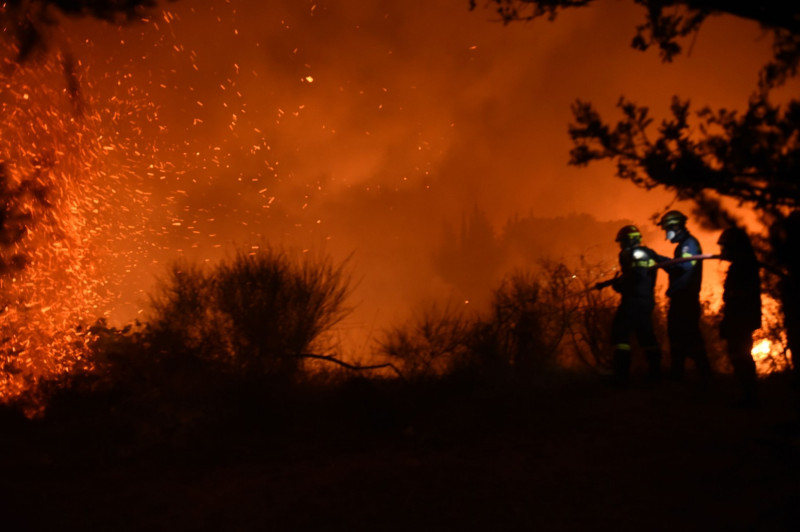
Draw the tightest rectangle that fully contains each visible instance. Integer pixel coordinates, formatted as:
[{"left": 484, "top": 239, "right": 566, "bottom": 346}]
[{"left": 0, "top": 47, "right": 161, "bottom": 400}]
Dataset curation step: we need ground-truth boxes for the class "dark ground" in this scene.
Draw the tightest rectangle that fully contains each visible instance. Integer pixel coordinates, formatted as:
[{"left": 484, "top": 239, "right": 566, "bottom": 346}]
[{"left": 1, "top": 371, "right": 799, "bottom": 531}]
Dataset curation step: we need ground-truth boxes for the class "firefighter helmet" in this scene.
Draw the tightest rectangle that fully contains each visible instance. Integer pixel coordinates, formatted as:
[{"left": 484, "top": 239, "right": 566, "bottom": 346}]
[
  {"left": 615, "top": 224, "right": 642, "bottom": 245},
  {"left": 658, "top": 210, "right": 688, "bottom": 228}
]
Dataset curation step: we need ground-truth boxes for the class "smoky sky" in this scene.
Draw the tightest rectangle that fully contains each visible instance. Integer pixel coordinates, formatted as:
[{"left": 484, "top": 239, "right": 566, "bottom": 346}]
[{"left": 42, "top": 0, "right": 788, "bottom": 345}]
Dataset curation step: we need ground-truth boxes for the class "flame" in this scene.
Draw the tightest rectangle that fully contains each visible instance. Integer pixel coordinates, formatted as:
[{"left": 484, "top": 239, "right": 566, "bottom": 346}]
[
  {"left": 751, "top": 339, "right": 771, "bottom": 360},
  {"left": 750, "top": 338, "right": 791, "bottom": 375}
]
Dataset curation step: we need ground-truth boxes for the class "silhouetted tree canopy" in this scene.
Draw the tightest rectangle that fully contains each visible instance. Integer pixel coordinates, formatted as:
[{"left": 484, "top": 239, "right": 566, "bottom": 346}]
[
  {"left": 2, "top": 0, "right": 166, "bottom": 62},
  {"left": 569, "top": 95, "right": 800, "bottom": 212},
  {"left": 472, "top": 0, "right": 799, "bottom": 229},
  {"left": 471, "top": 1, "right": 800, "bottom": 88}
]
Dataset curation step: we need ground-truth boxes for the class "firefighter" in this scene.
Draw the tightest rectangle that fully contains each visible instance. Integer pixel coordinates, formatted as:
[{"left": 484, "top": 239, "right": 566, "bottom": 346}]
[
  {"left": 656, "top": 210, "right": 711, "bottom": 383},
  {"left": 773, "top": 211, "right": 800, "bottom": 384},
  {"left": 718, "top": 227, "right": 761, "bottom": 407},
  {"left": 596, "top": 225, "right": 661, "bottom": 385}
]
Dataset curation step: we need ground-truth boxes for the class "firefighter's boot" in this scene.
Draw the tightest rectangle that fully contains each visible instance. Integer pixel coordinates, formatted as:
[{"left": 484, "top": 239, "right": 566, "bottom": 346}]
[
  {"left": 612, "top": 347, "right": 632, "bottom": 388},
  {"left": 645, "top": 346, "right": 662, "bottom": 382}
]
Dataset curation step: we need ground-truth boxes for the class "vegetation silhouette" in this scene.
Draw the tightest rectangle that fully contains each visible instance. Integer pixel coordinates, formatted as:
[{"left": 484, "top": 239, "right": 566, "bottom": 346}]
[
  {"left": 147, "top": 248, "right": 354, "bottom": 380},
  {"left": 472, "top": 1, "right": 799, "bottom": 81},
  {"left": 435, "top": 206, "right": 505, "bottom": 308},
  {"left": 0, "top": 163, "right": 42, "bottom": 275},
  {"left": 0, "top": 244, "right": 797, "bottom": 530},
  {"left": 382, "top": 260, "right": 678, "bottom": 381},
  {"left": 62, "top": 247, "right": 364, "bottom": 423},
  {"left": 0, "top": 3, "right": 797, "bottom": 528},
  {"left": 1, "top": 0, "right": 165, "bottom": 63}
]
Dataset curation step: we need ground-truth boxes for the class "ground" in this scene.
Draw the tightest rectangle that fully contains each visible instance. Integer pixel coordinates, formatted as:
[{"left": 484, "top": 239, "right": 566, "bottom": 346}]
[{"left": 1, "top": 371, "right": 798, "bottom": 531}]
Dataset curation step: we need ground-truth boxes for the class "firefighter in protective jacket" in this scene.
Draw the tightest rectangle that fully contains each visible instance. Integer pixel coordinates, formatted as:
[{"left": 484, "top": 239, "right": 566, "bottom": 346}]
[
  {"left": 656, "top": 210, "right": 711, "bottom": 383},
  {"left": 596, "top": 225, "right": 662, "bottom": 385}
]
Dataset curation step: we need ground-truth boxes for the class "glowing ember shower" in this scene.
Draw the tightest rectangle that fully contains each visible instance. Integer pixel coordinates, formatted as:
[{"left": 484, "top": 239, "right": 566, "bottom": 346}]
[{"left": 0, "top": 50, "right": 158, "bottom": 400}]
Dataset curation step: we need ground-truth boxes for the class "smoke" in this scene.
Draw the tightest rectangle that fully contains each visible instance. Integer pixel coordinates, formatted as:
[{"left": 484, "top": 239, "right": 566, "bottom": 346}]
[{"left": 27, "top": 0, "right": 780, "bottom": 352}]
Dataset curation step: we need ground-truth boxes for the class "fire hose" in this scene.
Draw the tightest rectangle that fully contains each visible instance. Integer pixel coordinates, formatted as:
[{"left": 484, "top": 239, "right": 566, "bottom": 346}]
[{"left": 566, "top": 254, "right": 721, "bottom": 299}]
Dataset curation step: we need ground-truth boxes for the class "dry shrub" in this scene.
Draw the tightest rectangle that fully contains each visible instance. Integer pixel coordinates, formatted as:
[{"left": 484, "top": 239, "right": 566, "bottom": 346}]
[
  {"left": 380, "top": 263, "right": 580, "bottom": 379},
  {"left": 475, "top": 265, "right": 574, "bottom": 373},
  {"left": 378, "top": 303, "right": 473, "bottom": 379},
  {"left": 147, "top": 248, "right": 352, "bottom": 380},
  {"left": 562, "top": 264, "right": 618, "bottom": 372}
]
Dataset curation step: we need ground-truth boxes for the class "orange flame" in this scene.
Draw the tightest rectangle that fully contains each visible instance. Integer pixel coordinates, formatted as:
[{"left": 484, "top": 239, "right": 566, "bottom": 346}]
[{"left": 751, "top": 338, "right": 790, "bottom": 375}]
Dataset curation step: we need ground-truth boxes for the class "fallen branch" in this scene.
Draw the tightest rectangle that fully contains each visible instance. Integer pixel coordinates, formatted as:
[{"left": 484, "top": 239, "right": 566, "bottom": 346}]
[{"left": 294, "top": 353, "right": 405, "bottom": 379}]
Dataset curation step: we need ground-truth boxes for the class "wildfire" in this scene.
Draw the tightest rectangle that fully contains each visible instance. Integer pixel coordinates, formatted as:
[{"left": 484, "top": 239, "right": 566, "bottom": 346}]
[
  {"left": 0, "top": 6, "right": 310, "bottom": 403},
  {"left": 0, "top": 2, "right": 794, "bottom": 405}
]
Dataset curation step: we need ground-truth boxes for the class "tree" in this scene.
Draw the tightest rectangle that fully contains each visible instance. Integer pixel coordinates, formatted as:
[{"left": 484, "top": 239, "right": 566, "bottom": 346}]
[
  {"left": 1, "top": 1, "right": 163, "bottom": 62},
  {"left": 434, "top": 206, "right": 505, "bottom": 307},
  {"left": 147, "top": 248, "right": 354, "bottom": 380},
  {"left": 471, "top": 0, "right": 800, "bottom": 375},
  {"left": 471, "top": 1, "right": 799, "bottom": 87}
]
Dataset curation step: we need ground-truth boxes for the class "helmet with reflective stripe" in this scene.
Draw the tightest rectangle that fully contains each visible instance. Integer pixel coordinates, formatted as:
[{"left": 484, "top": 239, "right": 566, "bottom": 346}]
[
  {"left": 658, "top": 210, "right": 688, "bottom": 228},
  {"left": 615, "top": 224, "right": 641, "bottom": 245}
]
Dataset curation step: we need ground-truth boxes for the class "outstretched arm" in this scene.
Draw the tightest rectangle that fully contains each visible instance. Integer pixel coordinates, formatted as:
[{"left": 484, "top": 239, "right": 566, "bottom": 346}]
[{"left": 650, "top": 254, "right": 719, "bottom": 269}]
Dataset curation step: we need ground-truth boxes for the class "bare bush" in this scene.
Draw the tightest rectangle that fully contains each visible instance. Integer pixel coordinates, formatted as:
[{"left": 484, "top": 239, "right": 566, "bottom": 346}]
[
  {"left": 378, "top": 303, "right": 474, "bottom": 379},
  {"left": 147, "top": 263, "right": 231, "bottom": 362},
  {"left": 478, "top": 265, "right": 574, "bottom": 372},
  {"left": 562, "top": 261, "right": 619, "bottom": 372},
  {"left": 147, "top": 248, "right": 353, "bottom": 380},
  {"left": 380, "top": 263, "right": 581, "bottom": 379}
]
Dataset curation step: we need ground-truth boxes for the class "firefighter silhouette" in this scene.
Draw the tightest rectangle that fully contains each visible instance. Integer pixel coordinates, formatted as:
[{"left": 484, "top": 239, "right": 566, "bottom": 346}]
[
  {"left": 718, "top": 227, "right": 762, "bottom": 406},
  {"left": 596, "top": 225, "right": 661, "bottom": 385},
  {"left": 655, "top": 210, "right": 711, "bottom": 383}
]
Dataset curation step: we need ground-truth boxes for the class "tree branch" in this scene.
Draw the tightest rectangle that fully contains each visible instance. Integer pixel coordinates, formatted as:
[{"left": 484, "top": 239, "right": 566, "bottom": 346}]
[{"left": 294, "top": 353, "right": 405, "bottom": 379}]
